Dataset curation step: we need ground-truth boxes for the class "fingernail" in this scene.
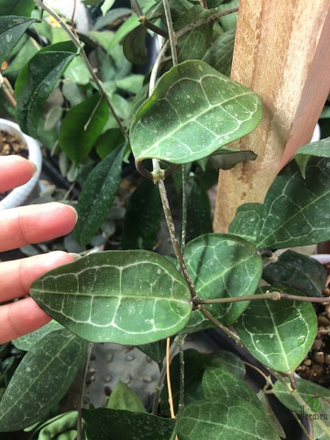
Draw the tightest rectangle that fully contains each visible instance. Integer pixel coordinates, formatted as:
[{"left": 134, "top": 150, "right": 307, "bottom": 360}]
[
  {"left": 69, "top": 253, "right": 82, "bottom": 260},
  {"left": 29, "top": 161, "right": 37, "bottom": 176},
  {"left": 66, "top": 204, "right": 78, "bottom": 224}
]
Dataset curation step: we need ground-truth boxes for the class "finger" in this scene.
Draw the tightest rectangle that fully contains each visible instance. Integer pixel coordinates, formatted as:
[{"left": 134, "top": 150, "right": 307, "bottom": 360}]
[
  {"left": 0, "top": 156, "right": 36, "bottom": 192},
  {"left": 0, "top": 298, "right": 51, "bottom": 344},
  {"left": 0, "top": 202, "right": 77, "bottom": 252},
  {"left": 0, "top": 251, "right": 76, "bottom": 302}
]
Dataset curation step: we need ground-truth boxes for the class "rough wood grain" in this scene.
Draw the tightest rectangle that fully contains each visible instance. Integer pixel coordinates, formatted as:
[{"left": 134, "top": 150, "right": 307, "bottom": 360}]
[{"left": 214, "top": 0, "right": 330, "bottom": 233}]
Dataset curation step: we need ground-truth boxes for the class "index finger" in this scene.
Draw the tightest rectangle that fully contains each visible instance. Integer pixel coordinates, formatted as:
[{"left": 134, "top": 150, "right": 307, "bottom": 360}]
[{"left": 0, "top": 156, "right": 36, "bottom": 192}]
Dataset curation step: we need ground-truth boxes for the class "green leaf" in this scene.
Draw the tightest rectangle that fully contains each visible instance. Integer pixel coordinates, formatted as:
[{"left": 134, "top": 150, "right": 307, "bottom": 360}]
[
  {"left": 101, "top": 0, "right": 115, "bottom": 15},
  {"left": 203, "top": 350, "right": 246, "bottom": 380},
  {"left": 137, "top": 340, "right": 167, "bottom": 364},
  {"left": 82, "top": 0, "right": 103, "bottom": 5},
  {"left": 111, "top": 93, "right": 132, "bottom": 120},
  {"left": 161, "top": 349, "right": 246, "bottom": 415},
  {"left": 131, "top": 60, "right": 262, "bottom": 164},
  {"left": 0, "top": 330, "right": 85, "bottom": 432},
  {"left": 216, "top": 0, "right": 238, "bottom": 31},
  {"left": 183, "top": 233, "right": 262, "bottom": 333},
  {"left": 295, "top": 136, "right": 330, "bottom": 178},
  {"left": 0, "top": 16, "right": 35, "bottom": 66},
  {"left": 202, "top": 367, "right": 263, "bottom": 411},
  {"left": 161, "top": 349, "right": 205, "bottom": 414},
  {"left": 203, "top": 29, "right": 235, "bottom": 77},
  {"left": 123, "top": 26, "right": 148, "bottom": 65},
  {"left": 74, "top": 145, "right": 124, "bottom": 245},
  {"left": 63, "top": 81, "right": 85, "bottom": 107},
  {"left": 16, "top": 41, "right": 77, "bottom": 137},
  {"left": 96, "top": 128, "right": 125, "bottom": 159},
  {"left": 59, "top": 93, "right": 109, "bottom": 166},
  {"left": 0, "top": 0, "right": 35, "bottom": 16},
  {"left": 44, "top": 105, "right": 62, "bottom": 131},
  {"left": 83, "top": 408, "right": 175, "bottom": 440},
  {"left": 116, "top": 74, "right": 144, "bottom": 94},
  {"left": 234, "top": 287, "right": 318, "bottom": 373},
  {"left": 263, "top": 250, "right": 327, "bottom": 297},
  {"left": 95, "top": 8, "right": 131, "bottom": 31},
  {"left": 273, "top": 376, "right": 330, "bottom": 415},
  {"left": 256, "top": 391, "right": 286, "bottom": 439},
  {"left": 64, "top": 56, "right": 90, "bottom": 85},
  {"left": 179, "top": 398, "right": 279, "bottom": 440},
  {"left": 229, "top": 203, "right": 264, "bottom": 243},
  {"left": 13, "top": 320, "right": 63, "bottom": 351},
  {"left": 31, "top": 250, "right": 192, "bottom": 344},
  {"left": 107, "top": 381, "right": 145, "bottom": 412},
  {"left": 255, "top": 157, "right": 330, "bottom": 249},
  {"left": 122, "top": 179, "right": 161, "bottom": 251},
  {"left": 174, "top": 6, "right": 214, "bottom": 62},
  {"left": 186, "top": 180, "right": 213, "bottom": 243},
  {"left": 3, "top": 37, "right": 38, "bottom": 79},
  {"left": 106, "top": 14, "right": 140, "bottom": 53},
  {"left": 210, "top": 146, "right": 257, "bottom": 170}
]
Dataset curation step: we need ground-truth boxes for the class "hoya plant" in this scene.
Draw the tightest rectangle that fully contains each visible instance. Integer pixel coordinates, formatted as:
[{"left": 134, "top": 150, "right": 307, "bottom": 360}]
[{"left": 0, "top": 0, "right": 330, "bottom": 439}]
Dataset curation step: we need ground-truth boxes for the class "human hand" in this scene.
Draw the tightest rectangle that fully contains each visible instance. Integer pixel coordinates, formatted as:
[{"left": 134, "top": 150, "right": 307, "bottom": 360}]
[{"left": 0, "top": 156, "right": 78, "bottom": 344}]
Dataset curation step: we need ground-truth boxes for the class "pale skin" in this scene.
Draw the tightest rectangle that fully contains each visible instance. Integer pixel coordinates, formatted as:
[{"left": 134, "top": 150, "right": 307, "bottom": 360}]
[{"left": 0, "top": 156, "right": 78, "bottom": 344}]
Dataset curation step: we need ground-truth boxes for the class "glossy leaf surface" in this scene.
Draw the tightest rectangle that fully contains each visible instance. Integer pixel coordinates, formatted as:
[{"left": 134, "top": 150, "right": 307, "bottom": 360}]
[
  {"left": 123, "top": 26, "right": 148, "bottom": 65},
  {"left": 263, "top": 250, "right": 327, "bottom": 297},
  {"left": 179, "top": 398, "right": 279, "bottom": 440},
  {"left": 0, "top": 0, "right": 35, "bottom": 16},
  {"left": 256, "top": 157, "right": 330, "bottom": 249},
  {"left": 74, "top": 145, "right": 124, "bottom": 245},
  {"left": 16, "top": 41, "right": 77, "bottom": 137},
  {"left": 202, "top": 367, "right": 263, "bottom": 411},
  {"left": 131, "top": 60, "right": 262, "bottom": 164},
  {"left": 83, "top": 408, "right": 175, "bottom": 440},
  {"left": 31, "top": 251, "right": 192, "bottom": 344},
  {"left": 0, "top": 16, "right": 35, "bottom": 66},
  {"left": 0, "top": 330, "right": 85, "bottom": 432},
  {"left": 235, "top": 287, "right": 317, "bottom": 373},
  {"left": 295, "top": 136, "right": 330, "bottom": 177},
  {"left": 183, "top": 234, "right": 262, "bottom": 332}
]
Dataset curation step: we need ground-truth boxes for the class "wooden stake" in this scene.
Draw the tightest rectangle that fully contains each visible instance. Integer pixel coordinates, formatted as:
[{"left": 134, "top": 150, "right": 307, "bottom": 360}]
[{"left": 214, "top": 0, "right": 330, "bottom": 233}]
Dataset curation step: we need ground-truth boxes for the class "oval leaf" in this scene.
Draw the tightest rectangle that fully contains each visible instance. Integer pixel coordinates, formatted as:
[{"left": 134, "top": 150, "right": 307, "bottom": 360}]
[
  {"left": 123, "top": 26, "right": 148, "bottom": 65},
  {"left": 131, "top": 60, "right": 262, "bottom": 164},
  {"left": 183, "top": 233, "right": 262, "bottom": 333},
  {"left": 16, "top": 41, "right": 77, "bottom": 137},
  {"left": 179, "top": 398, "right": 279, "bottom": 440},
  {"left": 263, "top": 250, "right": 327, "bottom": 297},
  {"left": 256, "top": 157, "right": 330, "bottom": 249},
  {"left": 0, "top": 16, "right": 35, "bottom": 66},
  {"left": 59, "top": 93, "right": 109, "bottom": 166},
  {"left": 0, "top": 330, "right": 85, "bottom": 432},
  {"left": 83, "top": 408, "right": 175, "bottom": 440},
  {"left": 31, "top": 251, "right": 192, "bottom": 344},
  {"left": 107, "top": 381, "right": 145, "bottom": 412},
  {"left": 74, "top": 144, "right": 124, "bottom": 246},
  {"left": 202, "top": 367, "right": 263, "bottom": 411},
  {"left": 234, "top": 287, "right": 318, "bottom": 373},
  {"left": 122, "top": 179, "right": 161, "bottom": 251}
]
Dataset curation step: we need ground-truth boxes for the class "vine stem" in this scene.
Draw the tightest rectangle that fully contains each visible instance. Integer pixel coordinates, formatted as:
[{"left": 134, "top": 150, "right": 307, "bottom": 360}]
[
  {"left": 199, "top": 306, "right": 330, "bottom": 438},
  {"left": 170, "top": 334, "right": 186, "bottom": 440},
  {"left": 166, "top": 337, "right": 176, "bottom": 419},
  {"left": 33, "top": 0, "right": 127, "bottom": 140},
  {"left": 162, "top": 0, "right": 178, "bottom": 65},
  {"left": 77, "top": 342, "right": 93, "bottom": 440},
  {"left": 152, "top": 338, "right": 179, "bottom": 414},
  {"left": 195, "top": 291, "right": 330, "bottom": 304},
  {"left": 180, "top": 165, "right": 187, "bottom": 252},
  {"left": 291, "top": 411, "right": 313, "bottom": 440}
]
